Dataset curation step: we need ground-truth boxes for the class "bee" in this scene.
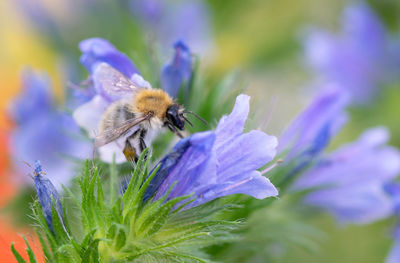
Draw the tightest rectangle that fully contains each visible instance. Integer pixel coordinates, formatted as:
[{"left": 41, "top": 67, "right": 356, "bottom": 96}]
[{"left": 93, "top": 63, "right": 206, "bottom": 162}]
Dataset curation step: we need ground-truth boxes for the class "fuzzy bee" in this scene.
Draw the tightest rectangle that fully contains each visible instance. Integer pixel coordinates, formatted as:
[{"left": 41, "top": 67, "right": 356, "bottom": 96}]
[{"left": 93, "top": 63, "right": 206, "bottom": 162}]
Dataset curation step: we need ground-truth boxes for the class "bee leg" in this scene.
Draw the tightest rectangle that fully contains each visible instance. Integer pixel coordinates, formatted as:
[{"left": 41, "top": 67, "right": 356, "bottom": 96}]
[
  {"left": 123, "top": 139, "right": 138, "bottom": 163},
  {"left": 139, "top": 129, "right": 148, "bottom": 160},
  {"left": 166, "top": 123, "right": 184, "bottom": 138}
]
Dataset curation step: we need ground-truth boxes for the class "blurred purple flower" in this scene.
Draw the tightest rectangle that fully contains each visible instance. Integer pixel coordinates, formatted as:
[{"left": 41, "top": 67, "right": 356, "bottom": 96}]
[
  {"left": 13, "top": 0, "right": 57, "bottom": 36},
  {"left": 387, "top": 225, "right": 400, "bottom": 263},
  {"left": 10, "top": 70, "right": 91, "bottom": 189},
  {"left": 161, "top": 40, "right": 193, "bottom": 98},
  {"left": 10, "top": 71, "right": 53, "bottom": 124},
  {"left": 293, "top": 127, "right": 400, "bottom": 224},
  {"left": 385, "top": 183, "right": 400, "bottom": 263},
  {"left": 385, "top": 183, "right": 400, "bottom": 216},
  {"left": 32, "top": 160, "right": 64, "bottom": 234},
  {"left": 144, "top": 94, "right": 279, "bottom": 209},
  {"left": 304, "top": 3, "right": 394, "bottom": 103},
  {"left": 79, "top": 38, "right": 139, "bottom": 79},
  {"left": 130, "top": 0, "right": 213, "bottom": 54},
  {"left": 278, "top": 86, "right": 349, "bottom": 160}
]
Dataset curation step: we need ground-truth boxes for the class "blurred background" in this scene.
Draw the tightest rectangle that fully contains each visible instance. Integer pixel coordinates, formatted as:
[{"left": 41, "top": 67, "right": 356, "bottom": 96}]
[{"left": 0, "top": 0, "right": 399, "bottom": 262}]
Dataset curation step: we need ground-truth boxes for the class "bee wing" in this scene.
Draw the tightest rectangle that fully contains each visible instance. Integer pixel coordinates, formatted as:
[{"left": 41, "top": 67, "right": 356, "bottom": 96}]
[
  {"left": 94, "top": 115, "right": 151, "bottom": 148},
  {"left": 93, "top": 63, "right": 147, "bottom": 97}
]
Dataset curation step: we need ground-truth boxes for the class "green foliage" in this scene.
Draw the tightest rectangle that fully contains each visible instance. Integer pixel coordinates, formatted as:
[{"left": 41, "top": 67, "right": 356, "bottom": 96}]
[
  {"left": 14, "top": 150, "right": 239, "bottom": 263},
  {"left": 210, "top": 194, "right": 325, "bottom": 263}
]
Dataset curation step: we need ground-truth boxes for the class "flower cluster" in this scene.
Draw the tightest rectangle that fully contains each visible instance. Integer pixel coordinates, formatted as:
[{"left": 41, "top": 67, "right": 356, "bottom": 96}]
[
  {"left": 276, "top": 83, "right": 400, "bottom": 225},
  {"left": 293, "top": 127, "right": 400, "bottom": 224},
  {"left": 304, "top": 3, "right": 399, "bottom": 103}
]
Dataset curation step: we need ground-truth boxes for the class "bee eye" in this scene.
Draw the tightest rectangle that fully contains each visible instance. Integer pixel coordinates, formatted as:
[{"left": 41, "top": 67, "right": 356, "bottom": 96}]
[{"left": 166, "top": 104, "right": 185, "bottom": 130}]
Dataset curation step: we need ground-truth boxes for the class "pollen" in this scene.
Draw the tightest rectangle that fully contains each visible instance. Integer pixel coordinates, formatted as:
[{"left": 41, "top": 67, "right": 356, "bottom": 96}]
[{"left": 134, "top": 89, "right": 173, "bottom": 119}]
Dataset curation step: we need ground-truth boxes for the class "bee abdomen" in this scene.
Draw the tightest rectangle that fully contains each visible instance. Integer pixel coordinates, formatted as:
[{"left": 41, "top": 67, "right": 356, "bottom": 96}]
[{"left": 99, "top": 101, "right": 136, "bottom": 132}]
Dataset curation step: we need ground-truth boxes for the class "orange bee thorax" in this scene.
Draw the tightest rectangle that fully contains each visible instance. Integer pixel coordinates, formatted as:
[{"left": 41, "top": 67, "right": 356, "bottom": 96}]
[{"left": 134, "top": 89, "right": 173, "bottom": 119}]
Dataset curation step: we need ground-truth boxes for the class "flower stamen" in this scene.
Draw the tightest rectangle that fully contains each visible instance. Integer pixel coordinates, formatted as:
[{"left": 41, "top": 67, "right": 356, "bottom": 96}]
[{"left": 261, "top": 159, "right": 283, "bottom": 176}]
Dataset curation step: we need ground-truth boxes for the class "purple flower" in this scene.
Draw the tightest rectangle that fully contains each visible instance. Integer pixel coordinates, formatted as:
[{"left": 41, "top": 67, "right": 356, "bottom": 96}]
[
  {"left": 293, "top": 127, "right": 400, "bottom": 224},
  {"left": 32, "top": 160, "right": 64, "bottom": 234},
  {"left": 304, "top": 3, "right": 393, "bottom": 103},
  {"left": 278, "top": 86, "right": 349, "bottom": 160},
  {"left": 385, "top": 183, "right": 400, "bottom": 216},
  {"left": 73, "top": 38, "right": 151, "bottom": 163},
  {"left": 144, "top": 94, "right": 279, "bottom": 209},
  {"left": 79, "top": 38, "right": 139, "bottom": 79},
  {"left": 9, "top": 70, "right": 91, "bottom": 189},
  {"left": 161, "top": 40, "right": 192, "bottom": 98},
  {"left": 387, "top": 225, "right": 400, "bottom": 263},
  {"left": 385, "top": 183, "right": 400, "bottom": 263},
  {"left": 130, "top": 0, "right": 213, "bottom": 54},
  {"left": 13, "top": 0, "right": 57, "bottom": 36},
  {"left": 10, "top": 70, "right": 53, "bottom": 124}
]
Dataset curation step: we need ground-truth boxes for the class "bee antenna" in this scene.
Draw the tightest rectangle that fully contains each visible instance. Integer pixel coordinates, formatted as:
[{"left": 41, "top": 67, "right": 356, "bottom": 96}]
[{"left": 184, "top": 111, "right": 208, "bottom": 126}]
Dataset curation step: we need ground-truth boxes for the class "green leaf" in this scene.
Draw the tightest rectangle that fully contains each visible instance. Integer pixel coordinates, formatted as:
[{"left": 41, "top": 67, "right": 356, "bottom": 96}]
[
  {"left": 79, "top": 229, "right": 97, "bottom": 257},
  {"left": 81, "top": 238, "right": 101, "bottom": 263},
  {"left": 111, "top": 197, "right": 123, "bottom": 224},
  {"left": 156, "top": 221, "right": 239, "bottom": 242},
  {"left": 129, "top": 232, "right": 210, "bottom": 260},
  {"left": 62, "top": 184, "right": 80, "bottom": 204},
  {"left": 37, "top": 232, "right": 55, "bottom": 263},
  {"left": 114, "top": 226, "right": 127, "bottom": 251},
  {"left": 81, "top": 166, "right": 105, "bottom": 232},
  {"left": 109, "top": 155, "right": 118, "bottom": 206},
  {"left": 122, "top": 149, "right": 148, "bottom": 209},
  {"left": 96, "top": 172, "right": 105, "bottom": 212},
  {"left": 70, "top": 239, "right": 82, "bottom": 258},
  {"left": 105, "top": 223, "right": 126, "bottom": 251},
  {"left": 137, "top": 195, "right": 190, "bottom": 237},
  {"left": 23, "top": 237, "right": 37, "bottom": 263},
  {"left": 131, "top": 163, "right": 160, "bottom": 211},
  {"left": 50, "top": 198, "right": 69, "bottom": 243},
  {"left": 164, "top": 251, "right": 210, "bottom": 263},
  {"left": 79, "top": 161, "right": 93, "bottom": 230},
  {"left": 124, "top": 164, "right": 160, "bottom": 232},
  {"left": 55, "top": 244, "right": 81, "bottom": 263},
  {"left": 133, "top": 183, "right": 176, "bottom": 233},
  {"left": 11, "top": 243, "right": 27, "bottom": 263},
  {"left": 32, "top": 202, "right": 58, "bottom": 249}
]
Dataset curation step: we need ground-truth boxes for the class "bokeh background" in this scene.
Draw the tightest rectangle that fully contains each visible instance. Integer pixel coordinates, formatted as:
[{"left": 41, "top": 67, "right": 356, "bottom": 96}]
[{"left": 0, "top": 0, "right": 399, "bottom": 262}]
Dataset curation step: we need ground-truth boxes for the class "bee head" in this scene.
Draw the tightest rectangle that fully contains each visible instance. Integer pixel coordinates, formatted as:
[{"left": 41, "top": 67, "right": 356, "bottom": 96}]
[{"left": 166, "top": 104, "right": 185, "bottom": 130}]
